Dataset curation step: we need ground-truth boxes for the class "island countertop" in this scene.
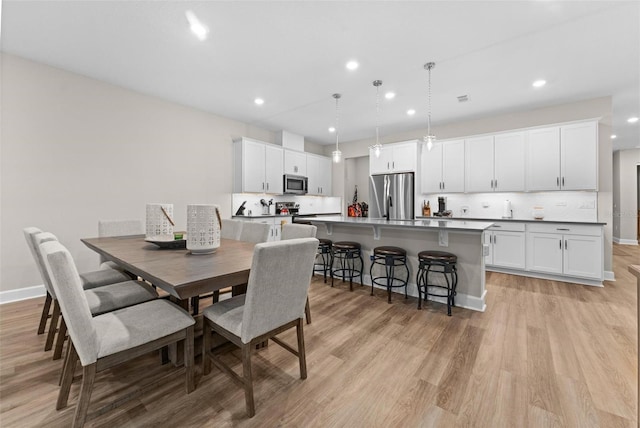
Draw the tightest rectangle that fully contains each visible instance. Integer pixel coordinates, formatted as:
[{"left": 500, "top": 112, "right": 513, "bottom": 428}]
[{"left": 307, "top": 215, "right": 494, "bottom": 232}]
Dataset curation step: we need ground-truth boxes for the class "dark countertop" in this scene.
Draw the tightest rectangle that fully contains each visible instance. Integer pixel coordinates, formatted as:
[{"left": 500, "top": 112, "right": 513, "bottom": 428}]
[{"left": 415, "top": 216, "right": 606, "bottom": 226}]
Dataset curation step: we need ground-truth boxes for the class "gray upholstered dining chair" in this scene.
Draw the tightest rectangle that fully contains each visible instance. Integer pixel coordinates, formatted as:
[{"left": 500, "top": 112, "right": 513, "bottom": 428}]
[
  {"left": 238, "top": 221, "right": 271, "bottom": 243},
  {"left": 24, "top": 228, "right": 157, "bottom": 360},
  {"left": 281, "top": 223, "right": 317, "bottom": 324},
  {"left": 201, "top": 237, "right": 319, "bottom": 417},
  {"left": 98, "top": 219, "right": 144, "bottom": 270},
  {"left": 40, "top": 240, "right": 195, "bottom": 428},
  {"left": 221, "top": 219, "right": 243, "bottom": 240}
]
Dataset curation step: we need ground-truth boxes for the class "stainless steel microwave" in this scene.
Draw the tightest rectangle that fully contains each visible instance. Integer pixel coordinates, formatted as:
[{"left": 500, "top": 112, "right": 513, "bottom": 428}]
[{"left": 283, "top": 174, "right": 308, "bottom": 194}]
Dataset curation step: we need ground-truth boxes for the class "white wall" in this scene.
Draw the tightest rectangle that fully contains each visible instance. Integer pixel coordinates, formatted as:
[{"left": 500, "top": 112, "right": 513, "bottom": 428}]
[
  {"left": 344, "top": 156, "right": 370, "bottom": 208},
  {"left": 612, "top": 148, "right": 640, "bottom": 243},
  {"left": 327, "top": 97, "right": 614, "bottom": 272},
  {"left": 0, "top": 53, "right": 275, "bottom": 292}
]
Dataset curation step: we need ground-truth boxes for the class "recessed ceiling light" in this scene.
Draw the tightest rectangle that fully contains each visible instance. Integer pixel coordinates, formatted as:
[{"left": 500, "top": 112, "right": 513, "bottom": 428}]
[
  {"left": 328, "top": 127, "right": 336, "bottom": 133},
  {"left": 185, "top": 10, "right": 209, "bottom": 41},
  {"left": 407, "top": 109, "right": 416, "bottom": 116},
  {"left": 532, "top": 79, "right": 546, "bottom": 88},
  {"left": 611, "top": 134, "right": 617, "bottom": 139},
  {"left": 346, "top": 61, "right": 359, "bottom": 71},
  {"left": 385, "top": 92, "right": 396, "bottom": 100},
  {"left": 254, "top": 98, "right": 264, "bottom": 105},
  {"left": 627, "top": 116, "right": 639, "bottom": 123}
]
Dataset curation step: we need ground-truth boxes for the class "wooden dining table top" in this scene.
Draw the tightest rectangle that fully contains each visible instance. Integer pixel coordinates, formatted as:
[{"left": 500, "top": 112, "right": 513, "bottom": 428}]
[{"left": 81, "top": 235, "right": 255, "bottom": 301}]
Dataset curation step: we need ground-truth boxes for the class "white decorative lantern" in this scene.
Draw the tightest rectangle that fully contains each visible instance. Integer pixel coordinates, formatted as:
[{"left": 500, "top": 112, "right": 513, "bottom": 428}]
[
  {"left": 186, "top": 204, "right": 221, "bottom": 255},
  {"left": 146, "top": 203, "right": 174, "bottom": 240}
]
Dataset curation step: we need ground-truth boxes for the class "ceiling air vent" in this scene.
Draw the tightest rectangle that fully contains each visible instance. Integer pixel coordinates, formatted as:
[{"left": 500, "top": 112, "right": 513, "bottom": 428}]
[{"left": 457, "top": 95, "right": 469, "bottom": 103}]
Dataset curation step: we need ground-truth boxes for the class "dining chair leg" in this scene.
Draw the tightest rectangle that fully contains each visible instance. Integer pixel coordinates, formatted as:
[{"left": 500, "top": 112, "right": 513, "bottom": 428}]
[
  {"left": 37, "top": 293, "right": 52, "bottom": 335},
  {"left": 73, "top": 363, "right": 97, "bottom": 428},
  {"left": 304, "top": 297, "right": 312, "bottom": 325},
  {"left": 45, "top": 301, "right": 61, "bottom": 352},
  {"left": 242, "top": 344, "right": 255, "bottom": 418},
  {"left": 202, "top": 320, "right": 212, "bottom": 376},
  {"left": 184, "top": 326, "right": 195, "bottom": 393},
  {"left": 53, "top": 317, "right": 67, "bottom": 360},
  {"left": 59, "top": 341, "right": 73, "bottom": 386},
  {"left": 57, "top": 342, "right": 78, "bottom": 410},
  {"left": 296, "top": 318, "right": 307, "bottom": 379},
  {"left": 190, "top": 296, "right": 200, "bottom": 316}
]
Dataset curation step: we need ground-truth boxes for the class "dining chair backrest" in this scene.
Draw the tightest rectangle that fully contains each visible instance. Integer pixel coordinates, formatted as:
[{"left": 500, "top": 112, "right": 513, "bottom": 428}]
[
  {"left": 98, "top": 219, "right": 144, "bottom": 237},
  {"left": 221, "top": 219, "right": 243, "bottom": 240},
  {"left": 40, "top": 240, "right": 97, "bottom": 366},
  {"left": 281, "top": 223, "right": 317, "bottom": 240},
  {"left": 241, "top": 238, "right": 318, "bottom": 343},
  {"left": 239, "top": 222, "right": 270, "bottom": 244},
  {"left": 23, "top": 228, "right": 58, "bottom": 299}
]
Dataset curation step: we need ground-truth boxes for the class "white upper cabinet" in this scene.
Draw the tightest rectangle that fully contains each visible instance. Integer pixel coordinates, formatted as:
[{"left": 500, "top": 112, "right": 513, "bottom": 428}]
[
  {"left": 421, "top": 140, "right": 465, "bottom": 193},
  {"left": 370, "top": 141, "right": 418, "bottom": 175},
  {"left": 307, "top": 153, "right": 332, "bottom": 196},
  {"left": 465, "top": 132, "right": 525, "bottom": 193},
  {"left": 560, "top": 121, "right": 598, "bottom": 190},
  {"left": 233, "top": 138, "right": 283, "bottom": 194},
  {"left": 283, "top": 150, "right": 307, "bottom": 176},
  {"left": 526, "top": 121, "right": 597, "bottom": 191}
]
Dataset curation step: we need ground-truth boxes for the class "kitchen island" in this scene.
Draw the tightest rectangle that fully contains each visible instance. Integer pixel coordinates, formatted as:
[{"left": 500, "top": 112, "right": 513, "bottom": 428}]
[{"left": 308, "top": 216, "right": 493, "bottom": 312}]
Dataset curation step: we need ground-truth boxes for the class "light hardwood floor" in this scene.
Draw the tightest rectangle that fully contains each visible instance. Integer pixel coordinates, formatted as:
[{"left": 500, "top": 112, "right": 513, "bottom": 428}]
[{"left": 1, "top": 244, "right": 637, "bottom": 427}]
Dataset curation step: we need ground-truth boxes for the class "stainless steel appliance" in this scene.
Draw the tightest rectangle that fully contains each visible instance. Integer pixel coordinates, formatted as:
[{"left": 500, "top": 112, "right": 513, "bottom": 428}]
[
  {"left": 283, "top": 174, "right": 308, "bottom": 195},
  {"left": 369, "top": 172, "right": 414, "bottom": 220}
]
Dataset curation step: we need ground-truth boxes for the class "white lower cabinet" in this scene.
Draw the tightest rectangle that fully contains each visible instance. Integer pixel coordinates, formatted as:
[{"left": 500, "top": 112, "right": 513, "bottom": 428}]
[
  {"left": 484, "top": 223, "right": 525, "bottom": 269},
  {"left": 237, "top": 216, "right": 294, "bottom": 242},
  {"left": 526, "top": 224, "right": 603, "bottom": 280}
]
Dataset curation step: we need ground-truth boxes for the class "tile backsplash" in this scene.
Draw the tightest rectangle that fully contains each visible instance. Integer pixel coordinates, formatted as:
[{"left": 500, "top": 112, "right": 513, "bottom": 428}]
[
  {"left": 231, "top": 194, "right": 342, "bottom": 216},
  {"left": 418, "top": 191, "right": 598, "bottom": 222}
]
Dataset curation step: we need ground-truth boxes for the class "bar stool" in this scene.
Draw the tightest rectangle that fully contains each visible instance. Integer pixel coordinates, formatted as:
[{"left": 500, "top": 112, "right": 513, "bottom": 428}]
[
  {"left": 369, "top": 246, "right": 409, "bottom": 303},
  {"left": 314, "top": 239, "right": 333, "bottom": 283},
  {"left": 416, "top": 251, "right": 458, "bottom": 316},
  {"left": 331, "top": 241, "right": 363, "bottom": 291}
]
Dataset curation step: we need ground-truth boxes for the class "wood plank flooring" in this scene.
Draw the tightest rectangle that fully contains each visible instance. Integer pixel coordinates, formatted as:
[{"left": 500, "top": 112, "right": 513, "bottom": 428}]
[{"left": 0, "top": 244, "right": 637, "bottom": 427}]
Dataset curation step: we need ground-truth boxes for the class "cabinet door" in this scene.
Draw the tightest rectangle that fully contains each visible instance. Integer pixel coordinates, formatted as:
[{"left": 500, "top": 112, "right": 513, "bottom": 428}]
[
  {"left": 563, "top": 235, "right": 602, "bottom": 279},
  {"left": 420, "top": 143, "right": 443, "bottom": 194},
  {"left": 264, "top": 145, "right": 283, "bottom": 194},
  {"left": 526, "top": 127, "right": 561, "bottom": 191},
  {"left": 284, "top": 150, "right": 307, "bottom": 176},
  {"left": 370, "top": 146, "right": 392, "bottom": 174},
  {"left": 527, "top": 232, "right": 563, "bottom": 274},
  {"left": 561, "top": 121, "right": 598, "bottom": 190},
  {"left": 494, "top": 132, "right": 526, "bottom": 192},
  {"left": 391, "top": 143, "right": 417, "bottom": 172},
  {"left": 442, "top": 140, "right": 465, "bottom": 193},
  {"left": 317, "top": 155, "right": 332, "bottom": 195},
  {"left": 465, "top": 136, "right": 494, "bottom": 192},
  {"left": 243, "top": 140, "right": 266, "bottom": 193},
  {"left": 492, "top": 231, "right": 526, "bottom": 269},
  {"left": 306, "top": 155, "right": 321, "bottom": 195}
]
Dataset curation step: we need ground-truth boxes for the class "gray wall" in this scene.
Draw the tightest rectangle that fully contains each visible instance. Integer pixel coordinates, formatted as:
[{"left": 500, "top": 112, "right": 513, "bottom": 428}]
[
  {"left": 613, "top": 149, "right": 640, "bottom": 243},
  {"left": 1, "top": 53, "right": 275, "bottom": 292},
  {"left": 327, "top": 97, "right": 615, "bottom": 273}
]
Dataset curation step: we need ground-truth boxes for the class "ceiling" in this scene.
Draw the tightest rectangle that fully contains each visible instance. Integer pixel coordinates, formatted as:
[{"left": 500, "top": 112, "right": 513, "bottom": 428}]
[{"left": 2, "top": 1, "right": 638, "bottom": 150}]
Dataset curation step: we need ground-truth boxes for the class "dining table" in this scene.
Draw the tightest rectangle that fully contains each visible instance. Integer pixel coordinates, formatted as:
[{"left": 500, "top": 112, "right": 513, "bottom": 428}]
[{"left": 81, "top": 235, "right": 257, "bottom": 364}]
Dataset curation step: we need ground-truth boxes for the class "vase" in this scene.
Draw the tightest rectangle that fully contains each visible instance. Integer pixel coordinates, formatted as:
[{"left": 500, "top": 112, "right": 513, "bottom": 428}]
[
  {"left": 186, "top": 204, "right": 221, "bottom": 255},
  {"left": 146, "top": 203, "right": 174, "bottom": 240}
]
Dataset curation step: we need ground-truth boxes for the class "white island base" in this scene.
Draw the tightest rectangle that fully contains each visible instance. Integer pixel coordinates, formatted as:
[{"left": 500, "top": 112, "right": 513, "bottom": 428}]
[{"left": 309, "top": 217, "right": 493, "bottom": 313}]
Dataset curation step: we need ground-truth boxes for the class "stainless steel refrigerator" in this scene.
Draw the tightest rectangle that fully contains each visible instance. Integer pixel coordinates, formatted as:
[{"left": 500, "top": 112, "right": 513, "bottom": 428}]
[{"left": 369, "top": 172, "right": 414, "bottom": 220}]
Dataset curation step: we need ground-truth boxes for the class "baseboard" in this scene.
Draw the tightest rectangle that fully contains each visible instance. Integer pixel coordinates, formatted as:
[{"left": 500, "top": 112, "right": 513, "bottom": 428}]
[
  {"left": 612, "top": 237, "right": 638, "bottom": 245},
  {"left": 604, "top": 271, "right": 616, "bottom": 281},
  {"left": 0, "top": 284, "right": 46, "bottom": 305},
  {"left": 486, "top": 267, "right": 604, "bottom": 287}
]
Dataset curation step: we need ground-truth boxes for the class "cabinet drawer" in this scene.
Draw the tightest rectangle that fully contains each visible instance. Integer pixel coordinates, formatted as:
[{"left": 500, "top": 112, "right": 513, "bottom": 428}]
[
  {"left": 488, "top": 222, "right": 525, "bottom": 232},
  {"left": 527, "top": 223, "right": 602, "bottom": 236}
]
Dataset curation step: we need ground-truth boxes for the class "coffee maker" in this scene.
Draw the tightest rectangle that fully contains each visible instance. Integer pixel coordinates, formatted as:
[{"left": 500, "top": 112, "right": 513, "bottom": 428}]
[{"left": 433, "top": 196, "right": 452, "bottom": 217}]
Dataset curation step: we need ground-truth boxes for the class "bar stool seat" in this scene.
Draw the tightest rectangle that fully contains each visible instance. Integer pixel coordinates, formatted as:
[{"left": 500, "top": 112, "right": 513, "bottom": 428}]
[
  {"left": 315, "top": 239, "right": 333, "bottom": 283},
  {"left": 370, "top": 246, "right": 409, "bottom": 303},
  {"left": 331, "top": 241, "right": 363, "bottom": 291},
  {"left": 416, "top": 250, "right": 458, "bottom": 316}
]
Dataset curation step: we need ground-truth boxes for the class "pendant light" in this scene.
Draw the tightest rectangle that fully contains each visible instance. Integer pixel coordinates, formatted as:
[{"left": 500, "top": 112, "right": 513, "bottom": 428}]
[
  {"left": 332, "top": 93, "right": 342, "bottom": 163},
  {"left": 423, "top": 62, "right": 436, "bottom": 151},
  {"left": 370, "top": 80, "right": 383, "bottom": 158}
]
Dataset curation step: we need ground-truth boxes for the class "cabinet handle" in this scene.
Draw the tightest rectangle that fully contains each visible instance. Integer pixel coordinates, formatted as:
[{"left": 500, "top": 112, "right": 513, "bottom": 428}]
[
  {"left": 556, "top": 228, "right": 570, "bottom": 231},
  {"left": 559, "top": 239, "right": 562, "bottom": 249},
  {"left": 494, "top": 236, "right": 497, "bottom": 244},
  {"left": 393, "top": 161, "right": 395, "bottom": 169},
  {"left": 492, "top": 225, "right": 501, "bottom": 228},
  {"left": 267, "top": 182, "right": 269, "bottom": 191},
  {"left": 262, "top": 182, "right": 265, "bottom": 190},
  {"left": 562, "top": 177, "right": 565, "bottom": 187},
  {"left": 387, "top": 162, "right": 390, "bottom": 170},
  {"left": 494, "top": 179, "right": 497, "bottom": 189},
  {"left": 490, "top": 179, "right": 493, "bottom": 188},
  {"left": 557, "top": 177, "right": 560, "bottom": 187},
  {"left": 565, "top": 240, "right": 567, "bottom": 250},
  {"left": 442, "top": 182, "right": 445, "bottom": 190}
]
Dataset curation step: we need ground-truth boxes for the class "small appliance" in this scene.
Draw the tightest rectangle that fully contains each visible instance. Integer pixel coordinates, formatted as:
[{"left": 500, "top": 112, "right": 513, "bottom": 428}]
[
  {"left": 433, "top": 196, "right": 452, "bottom": 217},
  {"left": 276, "top": 202, "right": 300, "bottom": 215},
  {"left": 283, "top": 174, "right": 308, "bottom": 195}
]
